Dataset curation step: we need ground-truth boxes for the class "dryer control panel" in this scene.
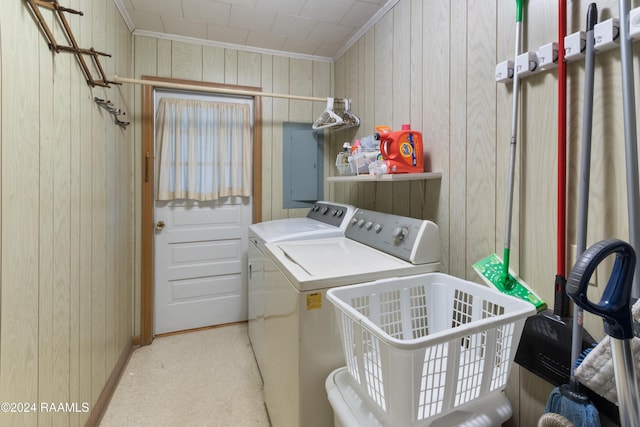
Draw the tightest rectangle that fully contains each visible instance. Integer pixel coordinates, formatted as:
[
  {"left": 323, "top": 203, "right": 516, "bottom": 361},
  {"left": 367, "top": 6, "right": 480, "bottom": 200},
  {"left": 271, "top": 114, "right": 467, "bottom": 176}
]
[
  {"left": 345, "top": 209, "right": 441, "bottom": 265},
  {"left": 306, "top": 201, "right": 356, "bottom": 228}
]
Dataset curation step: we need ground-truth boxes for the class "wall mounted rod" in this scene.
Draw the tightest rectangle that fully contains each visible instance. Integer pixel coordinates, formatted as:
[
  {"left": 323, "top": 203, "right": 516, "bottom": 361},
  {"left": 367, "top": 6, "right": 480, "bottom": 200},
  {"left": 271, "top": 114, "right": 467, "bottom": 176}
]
[{"left": 113, "top": 75, "right": 328, "bottom": 102}]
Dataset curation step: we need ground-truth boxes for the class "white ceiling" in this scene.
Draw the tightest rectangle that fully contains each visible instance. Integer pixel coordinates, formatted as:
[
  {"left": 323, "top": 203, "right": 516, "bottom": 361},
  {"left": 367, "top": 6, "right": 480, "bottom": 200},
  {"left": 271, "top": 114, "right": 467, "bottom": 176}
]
[{"left": 114, "top": 0, "right": 398, "bottom": 61}]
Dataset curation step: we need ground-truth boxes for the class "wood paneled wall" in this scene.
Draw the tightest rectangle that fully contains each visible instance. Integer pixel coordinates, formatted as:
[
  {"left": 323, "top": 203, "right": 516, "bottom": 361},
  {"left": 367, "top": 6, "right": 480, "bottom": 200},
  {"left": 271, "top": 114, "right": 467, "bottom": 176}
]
[
  {"left": 333, "top": 0, "right": 632, "bottom": 425},
  {"left": 2, "top": 0, "right": 631, "bottom": 425},
  {"left": 0, "top": 0, "right": 134, "bottom": 425}
]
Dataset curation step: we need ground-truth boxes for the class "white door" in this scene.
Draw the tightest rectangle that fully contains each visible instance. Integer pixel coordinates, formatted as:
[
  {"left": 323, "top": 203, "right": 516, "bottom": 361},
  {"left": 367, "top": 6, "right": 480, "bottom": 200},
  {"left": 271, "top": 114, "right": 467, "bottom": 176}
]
[
  {"left": 154, "top": 196, "right": 252, "bottom": 334},
  {"left": 153, "top": 89, "right": 253, "bottom": 335}
]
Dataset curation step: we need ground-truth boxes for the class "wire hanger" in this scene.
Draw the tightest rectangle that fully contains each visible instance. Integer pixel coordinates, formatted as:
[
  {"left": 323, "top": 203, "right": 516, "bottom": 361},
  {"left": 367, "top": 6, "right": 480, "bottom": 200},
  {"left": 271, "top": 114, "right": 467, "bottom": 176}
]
[
  {"left": 329, "top": 98, "right": 360, "bottom": 131},
  {"left": 312, "top": 98, "right": 344, "bottom": 130}
]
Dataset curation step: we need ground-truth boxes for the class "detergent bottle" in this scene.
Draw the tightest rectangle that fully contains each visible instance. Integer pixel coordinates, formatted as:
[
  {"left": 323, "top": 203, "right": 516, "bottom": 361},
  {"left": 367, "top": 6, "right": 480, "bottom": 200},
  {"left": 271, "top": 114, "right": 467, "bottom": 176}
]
[{"left": 376, "top": 124, "right": 424, "bottom": 174}]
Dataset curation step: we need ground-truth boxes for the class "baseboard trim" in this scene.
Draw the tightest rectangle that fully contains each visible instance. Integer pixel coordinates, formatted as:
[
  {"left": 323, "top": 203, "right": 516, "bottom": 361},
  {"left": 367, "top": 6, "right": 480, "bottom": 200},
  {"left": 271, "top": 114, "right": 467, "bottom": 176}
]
[{"left": 85, "top": 337, "right": 136, "bottom": 427}]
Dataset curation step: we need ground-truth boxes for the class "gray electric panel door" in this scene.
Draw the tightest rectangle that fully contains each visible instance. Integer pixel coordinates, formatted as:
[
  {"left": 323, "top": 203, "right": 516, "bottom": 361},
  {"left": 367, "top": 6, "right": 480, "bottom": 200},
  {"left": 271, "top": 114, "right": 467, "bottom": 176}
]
[{"left": 283, "top": 122, "right": 324, "bottom": 208}]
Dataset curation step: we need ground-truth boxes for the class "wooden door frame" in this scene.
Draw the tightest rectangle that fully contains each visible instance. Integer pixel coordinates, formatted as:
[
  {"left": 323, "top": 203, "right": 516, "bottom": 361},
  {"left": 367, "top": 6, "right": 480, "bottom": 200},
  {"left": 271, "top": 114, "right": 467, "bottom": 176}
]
[{"left": 139, "top": 76, "right": 262, "bottom": 345}]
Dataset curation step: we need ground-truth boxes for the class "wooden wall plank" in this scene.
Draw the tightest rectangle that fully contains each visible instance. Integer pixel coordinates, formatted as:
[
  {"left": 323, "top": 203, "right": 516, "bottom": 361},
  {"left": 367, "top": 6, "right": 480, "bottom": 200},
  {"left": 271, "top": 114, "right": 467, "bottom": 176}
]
[
  {"left": 38, "top": 7, "right": 55, "bottom": 426},
  {"left": 115, "top": 0, "right": 135, "bottom": 359},
  {"left": 391, "top": 0, "right": 412, "bottom": 217},
  {"left": 289, "top": 58, "right": 313, "bottom": 123},
  {"left": 104, "top": 0, "right": 118, "bottom": 381},
  {"left": 422, "top": 0, "right": 451, "bottom": 270},
  {"left": 51, "top": 13, "right": 73, "bottom": 426},
  {"left": 77, "top": 0, "right": 95, "bottom": 421},
  {"left": 203, "top": 46, "right": 225, "bottom": 83},
  {"left": 67, "top": 1, "right": 82, "bottom": 424},
  {"left": 467, "top": 0, "right": 498, "bottom": 280},
  {"left": 172, "top": 41, "right": 203, "bottom": 81},
  {"left": 314, "top": 60, "right": 336, "bottom": 203},
  {"left": 449, "top": 1, "right": 469, "bottom": 279},
  {"left": 1, "top": 0, "right": 42, "bottom": 425},
  {"left": 409, "top": 0, "right": 424, "bottom": 221},
  {"left": 90, "top": 0, "right": 109, "bottom": 407},
  {"left": 329, "top": 56, "right": 348, "bottom": 203},
  {"left": 361, "top": 31, "right": 376, "bottom": 209},
  {"left": 345, "top": 47, "right": 361, "bottom": 204},
  {"left": 373, "top": 11, "right": 394, "bottom": 213},
  {"left": 225, "top": 49, "right": 238, "bottom": 84},
  {"left": 157, "top": 39, "right": 172, "bottom": 77},
  {"left": 260, "top": 54, "right": 274, "bottom": 220},
  {"left": 271, "top": 56, "right": 289, "bottom": 219},
  {"left": 238, "top": 51, "right": 261, "bottom": 87}
]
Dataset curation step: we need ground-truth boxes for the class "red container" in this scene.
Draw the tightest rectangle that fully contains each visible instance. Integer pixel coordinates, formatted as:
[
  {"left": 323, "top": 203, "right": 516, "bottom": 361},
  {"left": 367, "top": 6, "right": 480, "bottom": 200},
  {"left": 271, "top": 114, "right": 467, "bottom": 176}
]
[{"left": 377, "top": 124, "right": 424, "bottom": 173}]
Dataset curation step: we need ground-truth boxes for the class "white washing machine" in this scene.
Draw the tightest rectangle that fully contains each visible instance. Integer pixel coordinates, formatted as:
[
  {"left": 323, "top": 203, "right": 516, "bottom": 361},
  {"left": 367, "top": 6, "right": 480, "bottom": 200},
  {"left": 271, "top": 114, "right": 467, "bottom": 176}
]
[
  {"left": 248, "top": 201, "right": 356, "bottom": 379},
  {"left": 262, "top": 208, "right": 441, "bottom": 427}
]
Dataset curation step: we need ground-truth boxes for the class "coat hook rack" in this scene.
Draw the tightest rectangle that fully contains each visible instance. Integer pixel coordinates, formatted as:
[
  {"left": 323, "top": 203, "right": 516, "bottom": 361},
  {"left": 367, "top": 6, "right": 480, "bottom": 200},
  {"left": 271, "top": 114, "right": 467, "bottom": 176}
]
[
  {"left": 94, "top": 97, "right": 129, "bottom": 129},
  {"left": 24, "top": 0, "right": 119, "bottom": 88}
]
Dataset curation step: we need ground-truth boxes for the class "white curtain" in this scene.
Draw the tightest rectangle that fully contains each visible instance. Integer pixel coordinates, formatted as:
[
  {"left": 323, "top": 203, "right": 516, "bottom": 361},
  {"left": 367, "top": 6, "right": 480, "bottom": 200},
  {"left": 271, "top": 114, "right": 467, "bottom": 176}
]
[{"left": 156, "top": 97, "right": 252, "bottom": 201}]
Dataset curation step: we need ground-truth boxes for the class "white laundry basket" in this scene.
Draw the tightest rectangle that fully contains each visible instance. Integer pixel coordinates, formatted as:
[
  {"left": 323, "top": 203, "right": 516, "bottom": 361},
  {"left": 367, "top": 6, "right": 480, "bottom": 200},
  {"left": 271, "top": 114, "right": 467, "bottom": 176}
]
[{"left": 326, "top": 273, "right": 536, "bottom": 427}]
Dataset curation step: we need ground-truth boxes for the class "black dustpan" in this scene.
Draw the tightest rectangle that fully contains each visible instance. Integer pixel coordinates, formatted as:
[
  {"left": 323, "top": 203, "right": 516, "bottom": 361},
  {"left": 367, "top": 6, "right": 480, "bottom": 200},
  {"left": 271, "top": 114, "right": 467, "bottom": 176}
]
[{"left": 515, "top": 304, "right": 596, "bottom": 386}]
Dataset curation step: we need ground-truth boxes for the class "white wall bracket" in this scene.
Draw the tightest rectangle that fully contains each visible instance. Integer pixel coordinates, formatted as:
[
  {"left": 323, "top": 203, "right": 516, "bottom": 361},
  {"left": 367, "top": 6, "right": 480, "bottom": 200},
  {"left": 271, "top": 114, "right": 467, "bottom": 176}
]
[{"left": 496, "top": 7, "right": 639, "bottom": 83}]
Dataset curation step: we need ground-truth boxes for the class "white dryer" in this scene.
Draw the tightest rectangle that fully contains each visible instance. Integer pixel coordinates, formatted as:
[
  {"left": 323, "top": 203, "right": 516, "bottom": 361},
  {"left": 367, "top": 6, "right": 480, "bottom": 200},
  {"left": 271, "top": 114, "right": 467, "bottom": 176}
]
[
  {"left": 248, "top": 201, "right": 356, "bottom": 378},
  {"left": 262, "top": 208, "right": 441, "bottom": 427}
]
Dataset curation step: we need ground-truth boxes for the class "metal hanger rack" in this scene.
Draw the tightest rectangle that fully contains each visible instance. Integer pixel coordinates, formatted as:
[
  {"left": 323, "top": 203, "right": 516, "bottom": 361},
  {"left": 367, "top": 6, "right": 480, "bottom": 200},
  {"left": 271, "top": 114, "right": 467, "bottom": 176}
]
[{"left": 94, "top": 97, "right": 130, "bottom": 129}]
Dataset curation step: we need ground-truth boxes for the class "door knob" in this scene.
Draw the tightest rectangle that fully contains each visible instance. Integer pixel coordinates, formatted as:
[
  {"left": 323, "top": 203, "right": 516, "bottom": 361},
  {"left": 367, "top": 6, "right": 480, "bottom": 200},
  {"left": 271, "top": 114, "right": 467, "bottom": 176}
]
[{"left": 156, "top": 220, "right": 166, "bottom": 230}]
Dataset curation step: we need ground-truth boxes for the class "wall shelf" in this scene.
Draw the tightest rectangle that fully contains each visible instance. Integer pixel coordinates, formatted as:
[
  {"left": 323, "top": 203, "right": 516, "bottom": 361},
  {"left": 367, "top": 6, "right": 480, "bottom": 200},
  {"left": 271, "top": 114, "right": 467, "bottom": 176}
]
[{"left": 327, "top": 171, "right": 442, "bottom": 182}]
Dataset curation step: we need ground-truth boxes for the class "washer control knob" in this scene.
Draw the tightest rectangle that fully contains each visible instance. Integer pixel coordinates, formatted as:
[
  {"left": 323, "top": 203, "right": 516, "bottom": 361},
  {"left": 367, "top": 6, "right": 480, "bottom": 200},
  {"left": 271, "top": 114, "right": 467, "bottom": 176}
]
[
  {"left": 365, "top": 221, "right": 373, "bottom": 230},
  {"left": 331, "top": 209, "right": 338, "bottom": 216},
  {"left": 336, "top": 210, "right": 344, "bottom": 217},
  {"left": 392, "top": 226, "right": 408, "bottom": 242},
  {"left": 357, "top": 219, "right": 365, "bottom": 228},
  {"left": 374, "top": 224, "right": 383, "bottom": 233},
  {"left": 350, "top": 218, "right": 358, "bottom": 226},
  {"left": 321, "top": 206, "right": 329, "bottom": 214}
]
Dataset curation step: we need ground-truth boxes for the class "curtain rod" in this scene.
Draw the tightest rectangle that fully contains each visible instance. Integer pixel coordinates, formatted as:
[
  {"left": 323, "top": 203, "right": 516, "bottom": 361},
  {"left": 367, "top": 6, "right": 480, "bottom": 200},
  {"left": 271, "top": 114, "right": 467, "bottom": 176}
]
[{"left": 113, "top": 75, "right": 328, "bottom": 102}]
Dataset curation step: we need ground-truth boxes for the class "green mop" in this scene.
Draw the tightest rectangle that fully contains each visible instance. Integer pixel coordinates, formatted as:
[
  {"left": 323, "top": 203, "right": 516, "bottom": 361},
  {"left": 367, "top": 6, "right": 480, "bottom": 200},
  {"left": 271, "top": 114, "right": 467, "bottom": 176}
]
[{"left": 473, "top": 0, "right": 545, "bottom": 310}]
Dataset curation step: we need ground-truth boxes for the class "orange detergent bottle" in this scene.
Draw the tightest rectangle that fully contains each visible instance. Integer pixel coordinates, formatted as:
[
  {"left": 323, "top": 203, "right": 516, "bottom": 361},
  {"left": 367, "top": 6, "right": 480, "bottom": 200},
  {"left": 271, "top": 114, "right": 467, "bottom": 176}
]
[{"left": 377, "top": 124, "right": 424, "bottom": 173}]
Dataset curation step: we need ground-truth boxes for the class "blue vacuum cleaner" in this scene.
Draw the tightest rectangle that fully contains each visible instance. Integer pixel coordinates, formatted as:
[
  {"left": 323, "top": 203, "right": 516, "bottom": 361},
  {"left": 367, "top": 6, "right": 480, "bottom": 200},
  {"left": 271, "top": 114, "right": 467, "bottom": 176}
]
[{"left": 567, "top": 239, "right": 640, "bottom": 427}]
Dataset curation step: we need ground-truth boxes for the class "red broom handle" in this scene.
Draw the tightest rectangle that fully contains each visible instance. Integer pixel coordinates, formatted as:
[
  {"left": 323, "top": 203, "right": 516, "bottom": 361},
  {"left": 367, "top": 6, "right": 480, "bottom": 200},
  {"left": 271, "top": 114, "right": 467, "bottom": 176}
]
[{"left": 558, "top": 0, "right": 567, "bottom": 278}]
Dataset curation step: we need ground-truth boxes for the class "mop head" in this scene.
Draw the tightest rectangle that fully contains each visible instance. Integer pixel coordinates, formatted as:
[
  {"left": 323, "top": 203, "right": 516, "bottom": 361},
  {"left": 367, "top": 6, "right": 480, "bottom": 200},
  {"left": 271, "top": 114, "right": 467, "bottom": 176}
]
[
  {"left": 473, "top": 253, "right": 546, "bottom": 310},
  {"left": 574, "top": 298, "right": 640, "bottom": 405},
  {"left": 544, "top": 385, "right": 601, "bottom": 427}
]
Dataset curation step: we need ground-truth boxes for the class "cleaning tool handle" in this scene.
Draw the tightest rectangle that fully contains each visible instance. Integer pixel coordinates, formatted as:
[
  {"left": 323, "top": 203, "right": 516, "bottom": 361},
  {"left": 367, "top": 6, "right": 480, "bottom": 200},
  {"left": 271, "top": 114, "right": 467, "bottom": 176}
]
[
  {"left": 567, "top": 239, "right": 636, "bottom": 339},
  {"left": 586, "top": 3, "right": 598, "bottom": 31},
  {"left": 515, "top": 0, "right": 525, "bottom": 23}
]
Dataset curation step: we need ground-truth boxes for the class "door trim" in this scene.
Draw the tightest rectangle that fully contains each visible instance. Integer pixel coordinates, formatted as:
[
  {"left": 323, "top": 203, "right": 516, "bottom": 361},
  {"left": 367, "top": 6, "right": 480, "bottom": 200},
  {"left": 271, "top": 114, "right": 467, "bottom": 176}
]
[{"left": 140, "top": 76, "right": 262, "bottom": 345}]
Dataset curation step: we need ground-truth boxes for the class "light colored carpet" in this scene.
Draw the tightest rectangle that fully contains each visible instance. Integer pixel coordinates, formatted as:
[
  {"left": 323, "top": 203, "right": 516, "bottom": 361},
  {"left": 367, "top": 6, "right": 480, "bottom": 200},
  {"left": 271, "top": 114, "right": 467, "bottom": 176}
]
[{"left": 100, "top": 323, "right": 270, "bottom": 427}]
